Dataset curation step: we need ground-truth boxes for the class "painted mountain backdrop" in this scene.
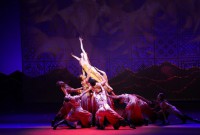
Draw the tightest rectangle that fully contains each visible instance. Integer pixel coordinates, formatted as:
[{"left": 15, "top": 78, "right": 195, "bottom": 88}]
[{"left": 0, "top": 62, "right": 199, "bottom": 105}]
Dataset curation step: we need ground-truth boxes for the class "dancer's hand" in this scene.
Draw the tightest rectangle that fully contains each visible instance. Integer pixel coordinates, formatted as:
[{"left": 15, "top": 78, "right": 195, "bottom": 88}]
[
  {"left": 71, "top": 53, "right": 75, "bottom": 57},
  {"left": 79, "top": 37, "right": 83, "bottom": 41}
]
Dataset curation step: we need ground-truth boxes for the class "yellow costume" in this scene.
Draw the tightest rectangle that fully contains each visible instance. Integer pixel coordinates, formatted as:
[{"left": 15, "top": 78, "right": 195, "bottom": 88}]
[
  {"left": 81, "top": 64, "right": 112, "bottom": 93},
  {"left": 82, "top": 63, "right": 103, "bottom": 83}
]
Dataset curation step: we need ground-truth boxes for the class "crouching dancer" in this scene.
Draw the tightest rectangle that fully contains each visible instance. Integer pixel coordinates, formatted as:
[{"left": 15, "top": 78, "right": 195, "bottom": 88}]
[
  {"left": 53, "top": 86, "right": 92, "bottom": 129},
  {"left": 51, "top": 81, "right": 82, "bottom": 127},
  {"left": 108, "top": 93, "right": 151, "bottom": 128},
  {"left": 156, "top": 93, "right": 200, "bottom": 125},
  {"left": 89, "top": 78, "right": 125, "bottom": 130}
]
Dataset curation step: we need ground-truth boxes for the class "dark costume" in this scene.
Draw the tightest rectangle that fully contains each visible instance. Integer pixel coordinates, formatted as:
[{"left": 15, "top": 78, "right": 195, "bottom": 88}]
[{"left": 156, "top": 93, "right": 200, "bottom": 124}]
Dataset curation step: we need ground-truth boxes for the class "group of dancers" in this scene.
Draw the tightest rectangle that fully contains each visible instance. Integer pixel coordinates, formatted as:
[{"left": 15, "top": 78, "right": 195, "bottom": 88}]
[{"left": 51, "top": 37, "right": 200, "bottom": 130}]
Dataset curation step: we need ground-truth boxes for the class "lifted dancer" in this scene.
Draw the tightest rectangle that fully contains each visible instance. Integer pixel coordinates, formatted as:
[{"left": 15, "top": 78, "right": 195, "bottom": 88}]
[{"left": 71, "top": 37, "right": 113, "bottom": 91}]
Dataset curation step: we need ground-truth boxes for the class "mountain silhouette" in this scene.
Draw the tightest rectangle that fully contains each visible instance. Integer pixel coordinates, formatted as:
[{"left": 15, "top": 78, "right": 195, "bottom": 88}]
[
  {"left": 109, "top": 62, "right": 200, "bottom": 100},
  {"left": 0, "top": 62, "right": 200, "bottom": 104}
]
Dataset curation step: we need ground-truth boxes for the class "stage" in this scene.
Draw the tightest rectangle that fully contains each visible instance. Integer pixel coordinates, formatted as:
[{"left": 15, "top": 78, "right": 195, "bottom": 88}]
[
  {"left": 0, "top": 120, "right": 200, "bottom": 135},
  {"left": 0, "top": 103, "right": 200, "bottom": 135},
  {"left": 1, "top": 1, "right": 200, "bottom": 135}
]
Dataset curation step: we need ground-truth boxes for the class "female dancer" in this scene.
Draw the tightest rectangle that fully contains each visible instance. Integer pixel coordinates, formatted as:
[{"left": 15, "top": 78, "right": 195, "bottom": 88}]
[{"left": 71, "top": 37, "right": 113, "bottom": 91}]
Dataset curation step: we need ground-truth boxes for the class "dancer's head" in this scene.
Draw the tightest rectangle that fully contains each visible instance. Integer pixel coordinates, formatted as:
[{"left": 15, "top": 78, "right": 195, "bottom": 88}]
[
  {"left": 89, "top": 78, "right": 97, "bottom": 87},
  {"left": 157, "top": 93, "right": 165, "bottom": 101},
  {"left": 79, "top": 74, "right": 86, "bottom": 81},
  {"left": 56, "top": 81, "right": 71, "bottom": 94},
  {"left": 56, "top": 81, "right": 65, "bottom": 86},
  {"left": 119, "top": 94, "right": 129, "bottom": 103}
]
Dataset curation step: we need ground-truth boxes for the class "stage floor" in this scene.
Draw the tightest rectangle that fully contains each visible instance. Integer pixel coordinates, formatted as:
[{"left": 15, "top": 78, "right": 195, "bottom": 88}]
[
  {"left": 0, "top": 103, "right": 200, "bottom": 135},
  {"left": 0, "top": 113, "right": 200, "bottom": 135}
]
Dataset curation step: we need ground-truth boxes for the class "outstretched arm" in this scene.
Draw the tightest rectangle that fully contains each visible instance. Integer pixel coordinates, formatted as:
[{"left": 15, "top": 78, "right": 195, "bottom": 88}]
[
  {"left": 107, "top": 94, "right": 120, "bottom": 100},
  {"left": 71, "top": 53, "right": 80, "bottom": 61},
  {"left": 134, "top": 94, "right": 152, "bottom": 105},
  {"left": 77, "top": 86, "right": 92, "bottom": 98},
  {"left": 67, "top": 87, "right": 92, "bottom": 101},
  {"left": 70, "top": 87, "right": 83, "bottom": 94},
  {"left": 61, "top": 87, "right": 67, "bottom": 95}
]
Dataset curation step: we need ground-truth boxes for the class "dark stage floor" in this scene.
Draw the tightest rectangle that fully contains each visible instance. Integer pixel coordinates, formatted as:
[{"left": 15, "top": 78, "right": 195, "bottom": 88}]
[{"left": 0, "top": 102, "right": 200, "bottom": 135}]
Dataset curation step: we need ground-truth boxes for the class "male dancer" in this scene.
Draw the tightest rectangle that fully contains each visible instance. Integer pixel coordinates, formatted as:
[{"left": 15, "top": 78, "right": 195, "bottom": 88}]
[
  {"left": 89, "top": 78, "right": 126, "bottom": 130},
  {"left": 107, "top": 93, "right": 151, "bottom": 128},
  {"left": 53, "top": 85, "right": 92, "bottom": 129},
  {"left": 51, "top": 81, "right": 82, "bottom": 127},
  {"left": 156, "top": 93, "right": 200, "bottom": 125}
]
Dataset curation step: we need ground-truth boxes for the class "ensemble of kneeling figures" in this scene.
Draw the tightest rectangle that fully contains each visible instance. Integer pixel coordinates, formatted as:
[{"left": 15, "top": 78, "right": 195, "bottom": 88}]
[{"left": 51, "top": 37, "right": 200, "bottom": 130}]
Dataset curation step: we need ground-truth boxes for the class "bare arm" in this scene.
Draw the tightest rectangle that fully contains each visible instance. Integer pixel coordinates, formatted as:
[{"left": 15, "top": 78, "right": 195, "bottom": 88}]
[
  {"left": 100, "top": 76, "right": 107, "bottom": 86},
  {"left": 79, "top": 37, "right": 86, "bottom": 54},
  {"left": 70, "top": 87, "right": 83, "bottom": 93},
  {"left": 94, "top": 67, "right": 113, "bottom": 91},
  {"left": 67, "top": 87, "right": 92, "bottom": 101},
  {"left": 94, "top": 67, "right": 108, "bottom": 81},
  {"left": 134, "top": 94, "right": 152, "bottom": 105},
  {"left": 78, "top": 86, "right": 92, "bottom": 98},
  {"left": 71, "top": 53, "right": 80, "bottom": 61},
  {"left": 109, "top": 91, "right": 116, "bottom": 96},
  {"left": 79, "top": 37, "right": 90, "bottom": 64},
  {"left": 61, "top": 87, "right": 67, "bottom": 95},
  {"left": 82, "top": 69, "right": 86, "bottom": 77},
  {"left": 107, "top": 94, "right": 120, "bottom": 100},
  {"left": 73, "top": 87, "right": 83, "bottom": 90}
]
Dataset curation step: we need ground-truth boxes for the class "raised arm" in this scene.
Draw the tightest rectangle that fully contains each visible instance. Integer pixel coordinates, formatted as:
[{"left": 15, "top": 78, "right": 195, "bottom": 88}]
[
  {"left": 79, "top": 37, "right": 90, "bottom": 64},
  {"left": 79, "top": 37, "right": 86, "bottom": 54},
  {"left": 99, "top": 75, "right": 107, "bottom": 86},
  {"left": 94, "top": 67, "right": 114, "bottom": 92},
  {"left": 98, "top": 74, "right": 114, "bottom": 94},
  {"left": 94, "top": 67, "right": 108, "bottom": 81},
  {"left": 82, "top": 69, "right": 86, "bottom": 77}
]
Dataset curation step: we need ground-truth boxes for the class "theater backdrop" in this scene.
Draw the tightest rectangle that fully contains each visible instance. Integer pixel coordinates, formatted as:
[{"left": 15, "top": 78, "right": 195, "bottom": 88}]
[{"left": 2, "top": 0, "right": 200, "bottom": 104}]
